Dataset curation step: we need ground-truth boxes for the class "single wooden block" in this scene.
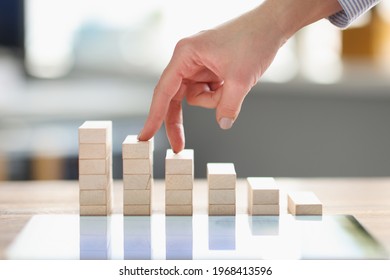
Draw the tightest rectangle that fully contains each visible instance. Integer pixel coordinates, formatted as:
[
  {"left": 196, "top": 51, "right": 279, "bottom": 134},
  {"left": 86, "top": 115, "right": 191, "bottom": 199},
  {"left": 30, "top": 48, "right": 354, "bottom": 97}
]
[
  {"left": 165, "top": 174, "right": 193, "bottom": 190},
  {"left": 79, "top": 158, "right": 109, "bottom": 175},
  {"left": 208, "top": 204, "right": 236, "bottom": 216},
  {"left": 80, "top": 190, "right": 107, "bottom": 205},
  {"left": 209, "top": 189, "right": 235, "bottom": 205},
  {"left": 79, "top": 143, "right": 109, "bottom": 159},
  {"left": 247, "top": 177, "right": 279, "bottom": 205},
  {"left": 123, "top": 174, "right": 152, "bottom": 190},
  {"left": 288, "top": 191, "right": 323, "bottom": 215},
  {"left": 207, "top": 163, "right": 236, "bottom": 189},
  {"left": 249, "top": 204, "right": 280, "bottom": 216},
  {"left": 80, "top": 205, "right": 108, "bottom": 216},
  {"left": 123, "top": 159, "right": 152, "bottom": 175},
  {"left": 123, "top": 205, "right": 151, "bottom": 216},
  {"left": 122, "top": 135, "right": 153, "bottom": 159},
  {"left": 78, "top": 121, "right": 112, "bottom": 144},
  {"left": 166, "top": 190, "right": 192, "bottom": 205},
  {"left": 165, "top": 205, "right": 193, "bottom": 216},
  {"left": 123, "top": 190, "right": 151, "bottom": 205},
  {"left": 165, "top": 149, "right": 193, "bottom": 175},
  {"left": 79, "top": 174, "right": 110, "bottom": 190}
]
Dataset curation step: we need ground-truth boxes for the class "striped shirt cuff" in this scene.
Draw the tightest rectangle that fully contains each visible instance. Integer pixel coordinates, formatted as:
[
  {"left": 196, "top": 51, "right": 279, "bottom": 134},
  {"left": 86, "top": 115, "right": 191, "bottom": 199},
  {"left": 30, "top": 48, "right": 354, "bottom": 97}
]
[{"left": 328, "top": 0, "right": 381, "bottom": 28}]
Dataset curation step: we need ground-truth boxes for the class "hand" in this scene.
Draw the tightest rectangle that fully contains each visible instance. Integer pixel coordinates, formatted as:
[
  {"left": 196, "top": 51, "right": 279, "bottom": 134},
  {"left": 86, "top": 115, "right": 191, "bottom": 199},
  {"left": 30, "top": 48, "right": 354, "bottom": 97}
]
[{"left": 138, "top": 0, "right": 342, "bottom": 153}]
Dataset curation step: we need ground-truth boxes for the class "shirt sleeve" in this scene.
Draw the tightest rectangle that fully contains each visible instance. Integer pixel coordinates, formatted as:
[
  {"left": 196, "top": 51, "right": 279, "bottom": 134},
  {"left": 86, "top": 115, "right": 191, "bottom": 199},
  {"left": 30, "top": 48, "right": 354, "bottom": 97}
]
[{"left": 328, "top": 0, "right": 381, "bottom": 28}]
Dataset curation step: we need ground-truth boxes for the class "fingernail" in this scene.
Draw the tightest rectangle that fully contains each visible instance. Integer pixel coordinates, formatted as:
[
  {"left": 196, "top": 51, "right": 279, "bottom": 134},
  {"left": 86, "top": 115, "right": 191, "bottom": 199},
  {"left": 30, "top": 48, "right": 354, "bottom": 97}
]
[
  {"left": 137, "top": 131, "right": 142, "bottom": 140},
  {"left": 219, "top": 117, "right": 234, "bottom": 130}
]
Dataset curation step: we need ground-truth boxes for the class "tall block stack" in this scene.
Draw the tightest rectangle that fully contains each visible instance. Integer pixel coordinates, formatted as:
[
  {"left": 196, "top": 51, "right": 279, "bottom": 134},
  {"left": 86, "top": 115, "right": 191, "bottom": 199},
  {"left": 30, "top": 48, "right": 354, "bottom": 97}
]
[
  {"left": 247, "top": 177, "right": 279, "bottom": 215},
  {"left": 78, "top": 121, "right": 113, "bottom": 216},
  {"left": 165, "top": 149, "right": 194, "bottom": 216},
  {"left": 207, "top": 163, "right": 236, "bottom": 216},
  {"left": 122, "top": 135, "right": 153, "bottom": 216}
]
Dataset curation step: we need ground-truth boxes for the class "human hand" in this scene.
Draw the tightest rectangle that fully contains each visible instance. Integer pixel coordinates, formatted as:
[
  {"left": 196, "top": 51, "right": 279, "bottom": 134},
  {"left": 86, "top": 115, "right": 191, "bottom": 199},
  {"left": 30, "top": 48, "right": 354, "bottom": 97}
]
[{"left": 138, "top": 0, "right": 342, "bottom": 153}]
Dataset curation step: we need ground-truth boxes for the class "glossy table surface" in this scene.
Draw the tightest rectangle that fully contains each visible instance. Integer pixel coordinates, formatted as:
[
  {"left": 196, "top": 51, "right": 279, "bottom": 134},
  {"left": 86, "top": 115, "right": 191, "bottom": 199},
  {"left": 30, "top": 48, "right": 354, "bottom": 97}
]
[{"left": 1, "top": 178, "right": 390, "bottom": 259}]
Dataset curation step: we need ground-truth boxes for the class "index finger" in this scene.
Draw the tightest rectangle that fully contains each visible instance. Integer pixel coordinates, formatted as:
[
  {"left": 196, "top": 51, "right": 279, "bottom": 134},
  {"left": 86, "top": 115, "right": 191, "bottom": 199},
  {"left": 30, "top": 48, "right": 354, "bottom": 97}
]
[{"left": 138, "top": 61, "right": 183, "bottom": 141}]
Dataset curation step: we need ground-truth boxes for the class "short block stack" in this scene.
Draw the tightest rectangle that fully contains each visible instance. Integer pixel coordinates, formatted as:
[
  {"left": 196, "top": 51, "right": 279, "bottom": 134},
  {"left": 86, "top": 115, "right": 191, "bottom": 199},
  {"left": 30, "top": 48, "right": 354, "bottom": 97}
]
[
  {"left": 207, "top": 163, "right": 236, "bottom": 216},
  {"left": 122, "top": 135, "right": 153, "bottom": 216},
  {"left": 165, "top": 149, "right": 194, "bottom": 216},
  {"left": 287, "top": 191, "right": 322, "bottom": 215},
  {"left": 78, "top": 121, "right": 113, "bottom": 216},
  {"left": 247, "top": 177, "right": 279, "bottom": 215}
]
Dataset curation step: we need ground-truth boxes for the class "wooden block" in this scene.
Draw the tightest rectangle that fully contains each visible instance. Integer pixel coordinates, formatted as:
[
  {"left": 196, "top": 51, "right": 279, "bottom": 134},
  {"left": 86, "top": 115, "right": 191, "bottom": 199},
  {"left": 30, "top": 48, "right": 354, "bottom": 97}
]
[
  {"left": 123, "top": 174, "right": 151, "bottom": 190},
  {"left": 209, "top": 189, "right": 235, "bottom": 205},
  {"left": 123, "top": 205, "right": 151, "bottom": 216},
  {"left": 165, "top": 149, "right": 193, "bottom": 175},
  {"left": 207, "top": 163, "right": 236, "bottom": 189},
  {"left": 165, "top": 174, "right": 193, "bottom": 190},
  {"left": 208, "top": 204, "right": 236, "bottom": 216},
  {"left": 80, "top": 190, "right": 107, "bottom": 205},
  {"left": 80, "top": 205, "right": 108, "bottom": 216},
  {"left": 249, "top": 204, "right": 280, "bottom": 216},
  {"left": 288, "top": 191, "right": 323, "bottom": 215},
  {"left": 123, "top": 159, "right": 152, "bottom": 174},
  {"left": 122, "top": 135, "right": 153, "bottom": 159},
  {"left": 165, "top": 205, "right": 193, "bottom": 216},
  {"left": 78, "top": 121, "right": 112, "bottom": 143},
  {"left": 247, "top": 177, "right": 279, "bottom": 205},
  {"left": 166, "top": 190, "right": 192, "bottom": 205},
  {"left": 79, "top": 158, "right": 109, "bottom": 175},
  {"left": 79, "top": 144, "right": 108, "bottom": 159},
  {"left": 123, "top": 190, "right": 151, "bottom": 205},
  {"left": 79, "top": 174, "right": 110, "bottom": 190}
]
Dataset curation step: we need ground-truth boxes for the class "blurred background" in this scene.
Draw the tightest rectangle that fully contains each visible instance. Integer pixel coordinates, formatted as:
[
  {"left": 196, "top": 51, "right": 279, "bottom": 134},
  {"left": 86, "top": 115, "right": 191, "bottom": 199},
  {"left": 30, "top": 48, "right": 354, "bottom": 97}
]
[{"left": 1, "top": 0, "right": 390, "bottom": 181}]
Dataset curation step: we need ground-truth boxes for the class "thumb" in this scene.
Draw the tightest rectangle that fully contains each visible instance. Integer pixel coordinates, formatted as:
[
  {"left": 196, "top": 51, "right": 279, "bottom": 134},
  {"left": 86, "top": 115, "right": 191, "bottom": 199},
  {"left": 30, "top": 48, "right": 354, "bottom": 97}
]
[{"left": 216, "top": 81, "right": 248, "bottom": 130}]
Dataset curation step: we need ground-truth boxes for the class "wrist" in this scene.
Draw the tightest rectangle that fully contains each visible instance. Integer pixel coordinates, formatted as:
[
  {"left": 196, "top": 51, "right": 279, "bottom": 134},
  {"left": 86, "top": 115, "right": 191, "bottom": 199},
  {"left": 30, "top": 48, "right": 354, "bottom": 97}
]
[{"left": 260, "top": 0, "right": 343, "bottom": 41}]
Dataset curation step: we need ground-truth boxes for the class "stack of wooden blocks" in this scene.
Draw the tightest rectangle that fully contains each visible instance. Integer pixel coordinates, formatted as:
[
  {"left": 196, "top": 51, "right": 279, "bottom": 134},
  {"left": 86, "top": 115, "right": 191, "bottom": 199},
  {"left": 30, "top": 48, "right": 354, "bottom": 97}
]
[
  {"left": 122, "top": 135, "right": 153, "bottom": 216},
  {"left": 247, "top": 177, "right": 279, "bottom": 215},
  {"left": 78, "top": 121, "right": 113, "bottom": 216},
  {"left": 165, "top": 149, "right": 194, "bottom": 216},
  {"left": 207, "top": 163, "right": 236, "bottom": 216},
  {"left": 287, "top": 191, "right": 322, "bottom": 215}
]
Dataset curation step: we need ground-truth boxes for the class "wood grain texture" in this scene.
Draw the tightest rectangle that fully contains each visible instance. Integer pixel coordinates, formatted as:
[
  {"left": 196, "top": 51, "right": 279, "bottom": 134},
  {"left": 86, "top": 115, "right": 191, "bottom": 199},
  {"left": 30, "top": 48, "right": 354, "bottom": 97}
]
[
  {"left": 166, "top": 190, "right": 192, "bottom": 205},
  {"left": 123, "top": 190, "right": 151, "bottom": 205},
  {"left": 122, "top": 135, "right": 153, "bottom": 159},
  {"left": 123, "top": 174, "right": 152, "bottom": 190},
  {"left": 123, "top": 204, "right": 151, "bottom": 216},
  {"left": 165, "top": 174, "right": 193, "bottom": 190},
  {"left": 78, "top": 121, "right": 112, "bottom": 144},
  {"left": 79, "top": 158, "right": 109, "bottom": 175},
  {"left": 79, "top": 144, "right": 109, "bottom": 159},
  {"left": 165, "top": 149, "right": 193, "bottom": 175},
  {"left": 123, "top": 159, "right": 152, "bottom": 175},
  {"left": 288, "top": 191, "right": 322, "bottom": 215},
  {"left": 247, "top": 177, "right": 279, "bottom": 205},
  {"left": 79, "top": 174, "right": 110, "bottom": 190},
  {"left": 165, "top": 205, "right": 193, "bottom": 216},
  {"left": 207, "top": 163, "right": 236, "bottom": 190},
  {"left": 249, "top": 204, "right": 280, "bottom": 215},
  {"left": 209, "top": 189, "right": 235, "bottom": 205},
  {"left": 208, "top": 204, "right": 236, "bottom": 216},
  {"left": 80, "top": 205, "right": 109, "bottom": 216},
  {"left": 79, "top": 190, "right": 107, "bottom": 205}
]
